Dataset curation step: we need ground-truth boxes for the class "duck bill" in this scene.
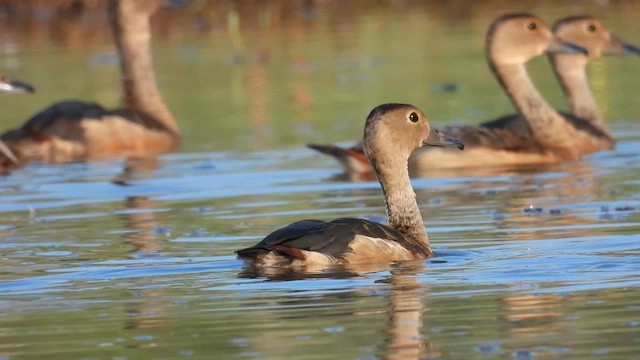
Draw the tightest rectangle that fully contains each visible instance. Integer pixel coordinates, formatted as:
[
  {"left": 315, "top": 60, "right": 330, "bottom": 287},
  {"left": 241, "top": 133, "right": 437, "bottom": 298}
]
[
  {"left": 603, "top": 35, "right": 640, "bottom": 56},
  {"left": 423, "top": 129, "right": 465, "bottom": 150},
  {"left": 546, "top": 38, "right": 588, "bottom": 55},
  {"left": 0, "top": 79, "right": 35, "bottom": 94}
]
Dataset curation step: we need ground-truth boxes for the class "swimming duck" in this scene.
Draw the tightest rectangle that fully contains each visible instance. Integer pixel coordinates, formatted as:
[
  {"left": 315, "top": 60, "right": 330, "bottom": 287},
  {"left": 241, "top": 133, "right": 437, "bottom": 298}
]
[
  {"left": 0, "top": 0, "right": 179, "bottom": 168},
  {"left": 474, "top": 16, "right": 640, "bottom": 157},
  {"left": 308, "top": 13, "right": 608, "bottom": 173},
  {"left": 549, "top": 16, "right": 640, "bottom": 139},
  {"left": 236, "top": 103, "right": 464, "bottom": 268},
  {"left": 0, "top": 74, "right": 35, "bottom": 171}
]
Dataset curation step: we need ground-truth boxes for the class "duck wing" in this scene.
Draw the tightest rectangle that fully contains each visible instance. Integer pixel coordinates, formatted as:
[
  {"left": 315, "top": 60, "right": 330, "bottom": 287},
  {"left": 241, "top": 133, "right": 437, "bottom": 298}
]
[
  {"left": 440, "top": 114, "right": 545, "bottom": 152},
  {"left": 8, "top": 100, "right": 170, "bottom": 137},
  {"left": 236, "top": 218, "right": 422, "bottom": 260}
]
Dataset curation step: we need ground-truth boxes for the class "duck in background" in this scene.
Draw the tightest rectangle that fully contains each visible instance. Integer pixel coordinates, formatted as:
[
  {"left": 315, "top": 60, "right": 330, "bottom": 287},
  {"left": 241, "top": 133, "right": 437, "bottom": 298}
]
[
  {"left": 549, "top": 16, "right": 640, "bottom": 139},
  {"left": 309, "top": 14, "right": 637, "bottom": 175},
  {"left": 0, "top": 74, "right": 35, "bottom": 172},
  {"left": 236, "top": 104, "right": 463, "bottom": 270},
  {"left": 0, "top": 0, "right": 179, "bottom": 173},
  {"left": 463, "top": 16, "right": 640, "bottom": 160}
]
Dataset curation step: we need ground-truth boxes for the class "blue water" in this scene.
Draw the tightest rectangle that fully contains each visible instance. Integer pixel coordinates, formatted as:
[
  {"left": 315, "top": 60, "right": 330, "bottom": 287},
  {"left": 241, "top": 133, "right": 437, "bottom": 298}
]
[{"left": 1, "top": 1, "right": 640, "bottom": 358}]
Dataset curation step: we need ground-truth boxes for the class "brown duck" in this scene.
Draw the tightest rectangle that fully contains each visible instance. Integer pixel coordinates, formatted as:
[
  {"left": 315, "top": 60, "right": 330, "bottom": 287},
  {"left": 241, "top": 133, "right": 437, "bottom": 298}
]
[
  {"left": 309, "top": 13, "right": 635, "bottom": 173},
  {"left": 236, "top": 103, "right": 464, "bottom": 269},
  {"left": 549, "top": 16, "right": 640, "bottom": 134},
  {"left": 0, "top": 0, "right": 179, "bottom": 172}
]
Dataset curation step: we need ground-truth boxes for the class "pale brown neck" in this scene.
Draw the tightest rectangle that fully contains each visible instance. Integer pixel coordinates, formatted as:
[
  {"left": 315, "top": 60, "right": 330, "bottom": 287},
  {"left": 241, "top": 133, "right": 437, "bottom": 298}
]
[
  {"left": 550, "top": 54, "right": 608, "bottom": 132},
  {"left": 108, "top": 0, "right": 180, "bottom": 136},
  {"left": 371, "top": 150, "right": 431, "bottom": 255},
  {"left": 490, "top": 60, "right": 572, "bottom": 146}
]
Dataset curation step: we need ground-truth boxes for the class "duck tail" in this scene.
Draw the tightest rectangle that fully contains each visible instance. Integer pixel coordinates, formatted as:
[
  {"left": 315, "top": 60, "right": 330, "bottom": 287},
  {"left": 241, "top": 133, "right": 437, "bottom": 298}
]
[{"left": 307, "top": 143, "right": 372, "bottom": 173}]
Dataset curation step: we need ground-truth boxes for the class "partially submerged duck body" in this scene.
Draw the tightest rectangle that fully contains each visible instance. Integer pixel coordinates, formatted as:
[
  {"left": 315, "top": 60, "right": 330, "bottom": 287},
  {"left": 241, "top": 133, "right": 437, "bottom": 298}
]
[
  {"left": 1, "top": 100, "right": 178, "bottom": 164},
  {"left": 237, "top": 218, "right": 430, "bottom": 267},
  {"left": 237, "top": 104, "right": 464, "bottom": 269}
]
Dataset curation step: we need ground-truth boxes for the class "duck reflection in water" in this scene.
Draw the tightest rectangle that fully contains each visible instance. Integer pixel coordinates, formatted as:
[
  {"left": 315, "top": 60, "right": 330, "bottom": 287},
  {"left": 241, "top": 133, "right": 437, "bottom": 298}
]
[
  {"left": 0, "top": 0, "right": 179, "bottom": 174},
  {"left": 239, "top": 261, "right": 437, "bottom": 360},
  {"left": 118, "top": 193, "right": 173, "bottom": 335}
]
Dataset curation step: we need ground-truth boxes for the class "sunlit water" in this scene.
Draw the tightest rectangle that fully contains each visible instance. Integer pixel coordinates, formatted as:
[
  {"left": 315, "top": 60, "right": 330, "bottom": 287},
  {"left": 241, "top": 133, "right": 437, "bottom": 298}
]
[{"left": 1, "top": 1, "right": 640, "bottom": 359}]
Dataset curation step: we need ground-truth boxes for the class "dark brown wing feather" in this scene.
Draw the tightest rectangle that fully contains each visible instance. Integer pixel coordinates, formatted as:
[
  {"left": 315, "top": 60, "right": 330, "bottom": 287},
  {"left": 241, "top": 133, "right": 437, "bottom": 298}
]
[
  {"left": 557, "top": 111, "right": 614, "bottom": 144},
  {"left": 478, "top": 111, "right": 613, "bottom": 146},
  {"left": 439, "top": 123, "right": 542, "bottom": 153},
  {"left": 6, "top": 100, "right": 172, "bottom": 137},
  {"left": 20, "top": 101, "right": 108, "bottom": 132},
  {"left": 236, "top": 218, "right": 425, "bottom": 260}
]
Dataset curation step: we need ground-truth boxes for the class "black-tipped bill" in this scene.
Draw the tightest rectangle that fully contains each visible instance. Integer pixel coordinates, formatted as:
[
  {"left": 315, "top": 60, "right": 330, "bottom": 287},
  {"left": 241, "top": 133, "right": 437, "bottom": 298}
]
[
  {"left": 423, "top": 129, "right": 465, "bottom": 150},
  {"left": 601, "top": 35, "right": 640, "bottom": 56},
  {"left": 622, "top": 43, "right": 640, "bottom": 56},
  {"left": 546, "top": 39, "right": 588, "bottom": 55},
  {"left": 0, "top": 79, "right": 35, "bottom": 94},
  {"left": 603, "top": 36, "right": 640, "bottom": 56}
]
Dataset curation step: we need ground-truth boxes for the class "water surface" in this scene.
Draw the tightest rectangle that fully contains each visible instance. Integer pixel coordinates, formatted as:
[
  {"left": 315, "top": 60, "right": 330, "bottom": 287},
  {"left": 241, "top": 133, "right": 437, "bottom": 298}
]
[{"left": 1, "top": 1, "right": 640, "bottom": 359}]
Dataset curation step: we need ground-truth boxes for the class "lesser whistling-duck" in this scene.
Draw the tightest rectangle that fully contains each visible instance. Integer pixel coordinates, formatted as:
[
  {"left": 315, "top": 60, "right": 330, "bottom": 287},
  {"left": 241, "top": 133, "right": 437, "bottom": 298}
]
[
  {"left": 0, "top": 0, "right": 179, "bottom": 171},
  {"left": 236, "top": 103, "right": 464, "bottom": 268},
  {"left": 549, "top": 16, "right": 639, "bottom": 136},
  {"left": 475, "top": 16, "right": 640, "bottom": 158},
  {"left": 308, "top": 13, "right": 628, "bottom": 174},
  {"left": 0, "top": 74, "right": 35, "bottom": 171}
]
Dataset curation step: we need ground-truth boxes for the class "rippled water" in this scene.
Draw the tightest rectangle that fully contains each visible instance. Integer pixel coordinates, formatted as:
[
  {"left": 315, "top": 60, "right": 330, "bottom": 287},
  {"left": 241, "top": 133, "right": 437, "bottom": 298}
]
[{"left": 1, "top": 1, "right": 640, "bottom": 359}]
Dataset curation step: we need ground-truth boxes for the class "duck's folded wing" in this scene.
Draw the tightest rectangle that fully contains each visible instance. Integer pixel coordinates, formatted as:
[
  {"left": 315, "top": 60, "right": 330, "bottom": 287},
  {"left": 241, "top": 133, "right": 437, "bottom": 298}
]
[
  {"left": 236, "top": 218, "right": 417, "bottom": 259},
  {"left": 439, "top": 114, "right": 546, "bottom": 152}
]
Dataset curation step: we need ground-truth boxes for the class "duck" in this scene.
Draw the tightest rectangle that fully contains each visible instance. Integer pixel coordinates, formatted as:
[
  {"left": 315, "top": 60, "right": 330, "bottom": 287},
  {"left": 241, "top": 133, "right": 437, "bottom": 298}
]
[
  {"left": 308, "top": 13, "right": 614, "bottom": 174},
  {"left": 0, "top": 0, "right": 179, "bottom": 171},
  {"left": 0, "top": 74, "right": 35, "bottom": 172},
  {"left": 471, "top": 16, "right": 640, "bottom": 158},
  {"left": 549, "top": 16, "right": 640, "bottom": 136},
  {"left": 236, "top": 103, "right": 464, "bottom": 268}
]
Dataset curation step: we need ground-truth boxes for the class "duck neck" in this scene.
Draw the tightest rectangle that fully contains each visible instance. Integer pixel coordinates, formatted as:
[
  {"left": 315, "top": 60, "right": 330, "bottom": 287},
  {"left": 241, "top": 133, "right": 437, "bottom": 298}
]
[
  {"left": 108, "top": 0, "right": 180, "bottom": 137},
  {"left": 490, "top": 60, "right": 571, "bottom": 147},
  {"left": 549, "top": 54, "right": 607, "bottom": 131},
  {"left": 372, "top": 154, "right": 431, "bottom": 255}
]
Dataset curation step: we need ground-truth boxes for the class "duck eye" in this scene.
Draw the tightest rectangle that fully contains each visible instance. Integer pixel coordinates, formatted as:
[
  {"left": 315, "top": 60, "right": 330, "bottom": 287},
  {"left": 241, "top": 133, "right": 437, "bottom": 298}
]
[
  {"left": 528, "top": 22, "right": 537, "bottom": 30},
  {"left": 587, "top": 24, "right": 596, "bottom": 32},
  {"left": 408, "top": 112, "right": 420, "bottom": 123}
]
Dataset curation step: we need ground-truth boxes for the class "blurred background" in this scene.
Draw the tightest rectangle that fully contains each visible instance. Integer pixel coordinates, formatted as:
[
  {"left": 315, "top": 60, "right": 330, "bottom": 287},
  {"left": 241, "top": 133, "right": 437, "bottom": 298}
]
[
  {"left": 1, "top": 2, "right": 639, "bottom": 359},
  {"left": 1, "top": 0, "right": 639, "bottom": 154}
]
